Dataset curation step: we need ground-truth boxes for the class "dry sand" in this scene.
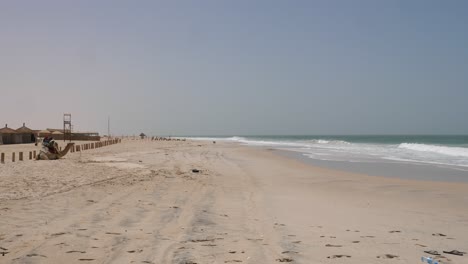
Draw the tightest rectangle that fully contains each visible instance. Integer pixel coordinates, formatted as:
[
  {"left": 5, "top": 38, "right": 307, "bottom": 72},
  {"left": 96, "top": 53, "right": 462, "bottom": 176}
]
[{"left": 0, "top": 140, "right": 467, "bottom": 263}]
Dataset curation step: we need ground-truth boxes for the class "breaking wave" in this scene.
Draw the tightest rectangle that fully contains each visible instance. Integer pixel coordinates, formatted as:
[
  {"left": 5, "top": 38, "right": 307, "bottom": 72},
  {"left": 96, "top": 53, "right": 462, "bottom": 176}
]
[{"left": 398, "top": 143, "right": 468, "bottom": 158}]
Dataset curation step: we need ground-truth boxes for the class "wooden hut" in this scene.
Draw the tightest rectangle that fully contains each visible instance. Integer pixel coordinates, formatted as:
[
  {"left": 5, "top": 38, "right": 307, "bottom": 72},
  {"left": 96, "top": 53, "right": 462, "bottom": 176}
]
[
  {"left": 16, "top": 123, "right": 36, "bottom": 144},
  {"left": 0, "top": 124, "right": 18, "bottom": 144}
]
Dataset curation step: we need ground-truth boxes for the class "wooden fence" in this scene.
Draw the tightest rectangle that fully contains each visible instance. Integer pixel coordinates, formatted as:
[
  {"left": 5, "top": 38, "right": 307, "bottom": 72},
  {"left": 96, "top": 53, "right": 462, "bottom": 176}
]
[{"left": 0, "top": 139, "right": 122, "bottom": 164}]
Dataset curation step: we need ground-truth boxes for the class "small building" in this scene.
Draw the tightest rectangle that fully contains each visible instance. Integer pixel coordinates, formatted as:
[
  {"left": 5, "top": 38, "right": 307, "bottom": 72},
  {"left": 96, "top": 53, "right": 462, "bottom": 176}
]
[
  {"left": 46, "top": 128, "right": 100, "bottom": 141},
  {"left": 140, "top": 133, "right": 146, "bottom": 139},
  {"left": 38, "top": 129, "right": 51, "bottom": 137},
  {"left": 0, "top": 124, "right": 19, "bottom": 144},
  {"left": 15, "top": 123, "right": 36, "bottom": 144}
]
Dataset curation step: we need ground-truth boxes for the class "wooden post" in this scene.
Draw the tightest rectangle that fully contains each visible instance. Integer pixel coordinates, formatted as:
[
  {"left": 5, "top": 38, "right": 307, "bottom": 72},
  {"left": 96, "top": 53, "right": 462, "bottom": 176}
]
[
  {"left": 12, "top": 152, "right": 15, "bottom": 162},
  {"left": 29, "top": 151, "right": 32, "bottom": 160},
  {"left": 1, "top": 153, "right": 4, "bottom": 163},
  {"left": 33, "top": 151, "right": 36, "bottom": 159},
  {"left": 19, "top": 152, "right": 23, "bottom": 161}
]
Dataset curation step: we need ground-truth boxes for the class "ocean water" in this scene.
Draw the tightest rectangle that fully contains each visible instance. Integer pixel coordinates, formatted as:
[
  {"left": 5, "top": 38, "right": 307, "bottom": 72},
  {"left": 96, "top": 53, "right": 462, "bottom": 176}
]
[{"left": 188, "top": 135, "right": 468, "bottom": 171}]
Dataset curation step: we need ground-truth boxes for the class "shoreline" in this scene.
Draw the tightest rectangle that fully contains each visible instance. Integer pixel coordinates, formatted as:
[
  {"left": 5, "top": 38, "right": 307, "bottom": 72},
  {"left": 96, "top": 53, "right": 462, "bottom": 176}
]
[
  {"left": 0, "top": 140, "right": 467, "bottom": 263},
  {"left": 272, "top": 147, "right": 468, "bottom": 183}
]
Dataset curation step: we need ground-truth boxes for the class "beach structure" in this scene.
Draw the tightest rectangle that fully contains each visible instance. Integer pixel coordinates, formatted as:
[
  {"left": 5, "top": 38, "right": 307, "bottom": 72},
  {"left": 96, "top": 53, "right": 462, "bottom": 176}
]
[
  {"left": 38, "top": 129, "right": 51, "bottom": 137},
  {"left": 15, "top": 123, "right": 36, "bottom": 144},
  {"left": 63, "top": 113, "right": 72, "bottom": 142},
  {"left": 139, "top": 133, "right": 147, "bottom": 139},
  {"left": 46, "top": 128, "right": 100, "bottom": 141},
  {"left": 52, "top": 131, "right": 63, "bottom": 136},
  {"left": 0, "top": 124, "right": 19, "bottom": 144}
]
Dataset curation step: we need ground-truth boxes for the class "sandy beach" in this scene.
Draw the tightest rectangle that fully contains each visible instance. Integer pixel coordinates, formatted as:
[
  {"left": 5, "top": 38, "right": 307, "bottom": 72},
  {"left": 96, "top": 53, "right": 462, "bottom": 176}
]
[{"left": 0, "top": 140, "right": 467, "bottom": 264}]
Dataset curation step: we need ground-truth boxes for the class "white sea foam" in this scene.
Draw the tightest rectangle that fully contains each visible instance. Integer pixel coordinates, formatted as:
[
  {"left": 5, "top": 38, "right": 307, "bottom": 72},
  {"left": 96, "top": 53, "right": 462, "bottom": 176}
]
[
  {"left": 186, "top": 136, "right": 468, "bottom": 168},
  {"left": 398, "top": 143, "right": 468, "bottom": 158}
]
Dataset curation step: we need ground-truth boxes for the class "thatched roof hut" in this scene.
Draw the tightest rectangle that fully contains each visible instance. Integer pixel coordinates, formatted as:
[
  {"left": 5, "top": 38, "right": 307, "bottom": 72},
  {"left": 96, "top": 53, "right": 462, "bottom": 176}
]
[
  {"left": 0, "top": 124, "right": 17, "bottom": 134},
  {"left": 16, "top": 123, "right": 34, "bottom": 133},
  {"left": 38, "top": 130, "right": 51, "bottom": 137},
  {"left": 0, "top": 124, "right": 18, "bottom": 144},
  {"left": 14, "top": 123, "right": 36, "bottom": 144}
]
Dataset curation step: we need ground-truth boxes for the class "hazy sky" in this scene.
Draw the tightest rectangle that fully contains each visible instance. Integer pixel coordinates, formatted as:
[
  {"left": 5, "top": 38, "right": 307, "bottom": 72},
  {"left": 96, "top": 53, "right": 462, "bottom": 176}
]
[{"left": 1, "top": 1, "right": 467, "bottom": 136}]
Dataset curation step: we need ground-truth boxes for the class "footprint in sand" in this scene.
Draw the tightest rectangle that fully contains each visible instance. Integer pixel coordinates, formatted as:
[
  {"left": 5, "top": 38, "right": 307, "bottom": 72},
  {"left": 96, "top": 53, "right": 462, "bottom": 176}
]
[
  {"left": 276, "top": 258, "right": 293, "bottom": 262},
  {"left": 127, "top": 249, "right": 143, "bottom": 253},
  {"left": 325, "top": 244, "right": 342, "bottom": 247},
  {"left": 282, "top": 251, "right": 299, "bottom": 254},
  {"left": 389, "top": 230, "right": 401, "bottom": 233},
  {"left": 432, "top": 233, "right": 446, "bottom": 237},
  {"left": 377, "top": 254, "right": 398, "bottom": 259},
  {"left": 105, "top": 232, "right": 121, "bottom": 235},
  {"left": 327, "top": 255, "right": 351, "bottom": 259},
  {"left": 51, "top": 232, "right": 68, "bottom": 236},
  {"left": 26, "top": 253, "right": 47, "bottom": 258},
  {"left": 352, "top": 241, "right": 360, "bottom": 243}
]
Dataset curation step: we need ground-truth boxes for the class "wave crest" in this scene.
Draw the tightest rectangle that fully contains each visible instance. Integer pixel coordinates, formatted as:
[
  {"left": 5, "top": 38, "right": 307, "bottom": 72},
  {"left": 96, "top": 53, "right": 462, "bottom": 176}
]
[{"left": 398, "top": 143, "right": 468, "bottom": 158}]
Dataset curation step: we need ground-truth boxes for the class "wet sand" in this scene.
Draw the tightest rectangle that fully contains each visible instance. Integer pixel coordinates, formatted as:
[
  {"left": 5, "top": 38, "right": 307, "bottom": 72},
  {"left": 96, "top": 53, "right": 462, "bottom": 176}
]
[
  {"left": 0, "top": 140, "right": 467, "bottom": 263},
  {"left": 277, "top": 149, "right": 468, "bottom": 183}
]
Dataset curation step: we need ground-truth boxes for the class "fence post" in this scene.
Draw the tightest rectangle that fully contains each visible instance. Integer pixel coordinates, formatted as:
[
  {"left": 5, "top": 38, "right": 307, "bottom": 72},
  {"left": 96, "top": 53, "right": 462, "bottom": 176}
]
[
  {"left": 19, "top": 152, "right": 23, "bottom": 161},
  {"left": 33, "top": 151, "right": 36, "bottom": 159},
  {"left": 29, "top": 151, "right": 32, "bottom": 160},
  {"left": 12, "top": 152, "right": 15, "bottom": 162},
  {"left": 1, "top": 153, "right": 4, "bottom": 163}
]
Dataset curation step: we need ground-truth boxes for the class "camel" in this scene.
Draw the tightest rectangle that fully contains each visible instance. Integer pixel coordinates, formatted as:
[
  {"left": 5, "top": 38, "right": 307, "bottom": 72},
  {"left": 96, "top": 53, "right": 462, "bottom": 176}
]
[{"left": 36, "top": 142, "right": 75, "bottom": 160}]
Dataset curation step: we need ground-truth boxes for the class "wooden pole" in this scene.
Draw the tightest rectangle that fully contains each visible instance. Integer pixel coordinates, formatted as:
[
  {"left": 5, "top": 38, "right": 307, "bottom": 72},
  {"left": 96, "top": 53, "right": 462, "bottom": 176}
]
[
  {"left": 33, "top": 151, "right": 36, "bottom": 159},
  {"left": 12, "top": 152, "right": 15, "bottom": 162},
  {"left": 19, "top": 152, "right": 23, "bottom": 161},
  {"left": 1, "top": 153, "right": 4, "bottom": 163},
  {"left": 29, "top": 151, "right": 32, "bottom": 160}
]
